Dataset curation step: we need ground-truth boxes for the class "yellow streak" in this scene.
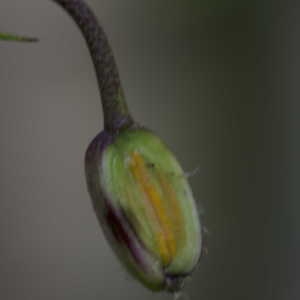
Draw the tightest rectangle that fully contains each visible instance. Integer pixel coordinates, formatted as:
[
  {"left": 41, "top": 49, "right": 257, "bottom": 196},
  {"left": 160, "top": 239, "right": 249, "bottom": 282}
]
[
  {"left": 129, "top": 151, "right": 176, "bottom": 265},
  {"left": 157, "top": 171, "right": 184, "bottom": 253}
]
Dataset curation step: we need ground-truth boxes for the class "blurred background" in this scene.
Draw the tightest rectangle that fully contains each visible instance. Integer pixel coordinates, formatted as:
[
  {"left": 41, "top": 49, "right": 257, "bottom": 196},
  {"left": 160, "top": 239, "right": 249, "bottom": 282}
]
[{"left": 0, "top": 0, "right": 298, "bottom": 299}]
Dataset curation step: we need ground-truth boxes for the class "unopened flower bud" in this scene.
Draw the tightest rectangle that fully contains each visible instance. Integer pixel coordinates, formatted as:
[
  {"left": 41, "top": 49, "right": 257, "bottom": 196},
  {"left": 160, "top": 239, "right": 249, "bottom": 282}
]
[
  {"left": 1, "top": 0, "right": 204, "bottom": 292},
  {"left": 85, "top": 128, "right": 202, "bottom": 291}
]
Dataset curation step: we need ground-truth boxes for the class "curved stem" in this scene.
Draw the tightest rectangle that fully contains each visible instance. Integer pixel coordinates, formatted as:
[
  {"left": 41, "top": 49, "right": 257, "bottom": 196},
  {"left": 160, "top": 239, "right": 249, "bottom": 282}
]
[{"left": 52, "top": 0, "right": 134, "bottom": 132}]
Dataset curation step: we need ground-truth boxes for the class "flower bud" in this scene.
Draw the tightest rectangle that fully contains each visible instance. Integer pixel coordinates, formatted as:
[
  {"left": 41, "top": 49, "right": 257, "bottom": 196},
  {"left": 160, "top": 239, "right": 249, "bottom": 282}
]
[
  {"left": 1, "top": 0, "right": 203, "bottom": 293},
  {"left": 85, "top": 128, "right": 202, "bottom": 292}
]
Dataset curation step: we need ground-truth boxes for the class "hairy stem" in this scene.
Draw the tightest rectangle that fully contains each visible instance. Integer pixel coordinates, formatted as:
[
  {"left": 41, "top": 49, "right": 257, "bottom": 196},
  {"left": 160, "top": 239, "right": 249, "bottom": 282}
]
[{"left": 51, "top": 0, "right": 133, "bottom": 132}]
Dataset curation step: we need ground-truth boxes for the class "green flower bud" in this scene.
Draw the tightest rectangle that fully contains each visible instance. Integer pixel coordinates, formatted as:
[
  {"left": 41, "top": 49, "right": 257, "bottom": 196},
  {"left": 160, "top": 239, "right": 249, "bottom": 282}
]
[
  {"left": 85, "top": 128, "right": 202, "bottom": 291},
  {"left": 2, "top": 0, "right": 204, "bottom": 293}
]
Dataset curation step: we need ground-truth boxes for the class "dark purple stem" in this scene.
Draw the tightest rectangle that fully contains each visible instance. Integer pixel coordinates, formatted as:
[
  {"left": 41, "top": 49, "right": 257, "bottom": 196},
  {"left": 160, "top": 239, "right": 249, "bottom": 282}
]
[{"left": 52, "top": 0, "right": 134, "bottom": 132}]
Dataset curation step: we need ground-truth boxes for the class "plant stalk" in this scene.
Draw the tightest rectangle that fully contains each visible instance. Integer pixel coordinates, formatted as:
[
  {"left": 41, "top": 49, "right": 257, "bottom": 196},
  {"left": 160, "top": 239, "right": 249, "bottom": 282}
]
[{"left": 52, "top": 0, "right": 134, "bottom": 132}]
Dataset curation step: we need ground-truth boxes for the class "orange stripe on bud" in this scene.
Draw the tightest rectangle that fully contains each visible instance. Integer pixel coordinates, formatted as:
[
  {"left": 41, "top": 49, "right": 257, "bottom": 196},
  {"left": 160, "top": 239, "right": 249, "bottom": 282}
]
[
  {"left": 157, "top": 171, "right": 184, "bottom": 252},
  {"left": 129, "top": 151, "right": 176, "bottom": 265}
]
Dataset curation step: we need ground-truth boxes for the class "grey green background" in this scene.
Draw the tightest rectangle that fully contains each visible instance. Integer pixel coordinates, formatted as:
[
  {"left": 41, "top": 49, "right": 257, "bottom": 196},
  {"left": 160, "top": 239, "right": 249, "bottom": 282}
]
[{"left": 0, "top": 0, "right": 298, "bottom": 299}]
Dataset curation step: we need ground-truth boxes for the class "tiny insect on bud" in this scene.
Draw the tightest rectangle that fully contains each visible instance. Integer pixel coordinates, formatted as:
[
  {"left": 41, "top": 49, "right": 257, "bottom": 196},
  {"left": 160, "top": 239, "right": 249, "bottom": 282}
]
[{"left": 85, "top": 128, "right": 202, "bottom": 292}]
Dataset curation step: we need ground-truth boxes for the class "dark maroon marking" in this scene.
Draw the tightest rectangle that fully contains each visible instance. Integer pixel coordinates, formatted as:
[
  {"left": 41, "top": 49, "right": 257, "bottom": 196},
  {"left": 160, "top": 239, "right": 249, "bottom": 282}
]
[
  {"left": 85, "top": 131, "right": 113, "bottom": 162},
  {"left": 106, "top": 207, "right": 132, "bottom": 247},
  {"left": 164, "top": 274, "right": 187, "bottom": 292},
  {"left": 105, "top": 203, "right": 149, "bottom": 269}
]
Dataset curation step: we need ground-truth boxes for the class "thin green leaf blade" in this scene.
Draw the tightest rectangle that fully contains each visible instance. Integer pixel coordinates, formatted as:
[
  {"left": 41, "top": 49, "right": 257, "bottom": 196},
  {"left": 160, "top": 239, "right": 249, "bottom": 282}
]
[{"left": 0, "top": 32, "right": 38, "bottom": 42}]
